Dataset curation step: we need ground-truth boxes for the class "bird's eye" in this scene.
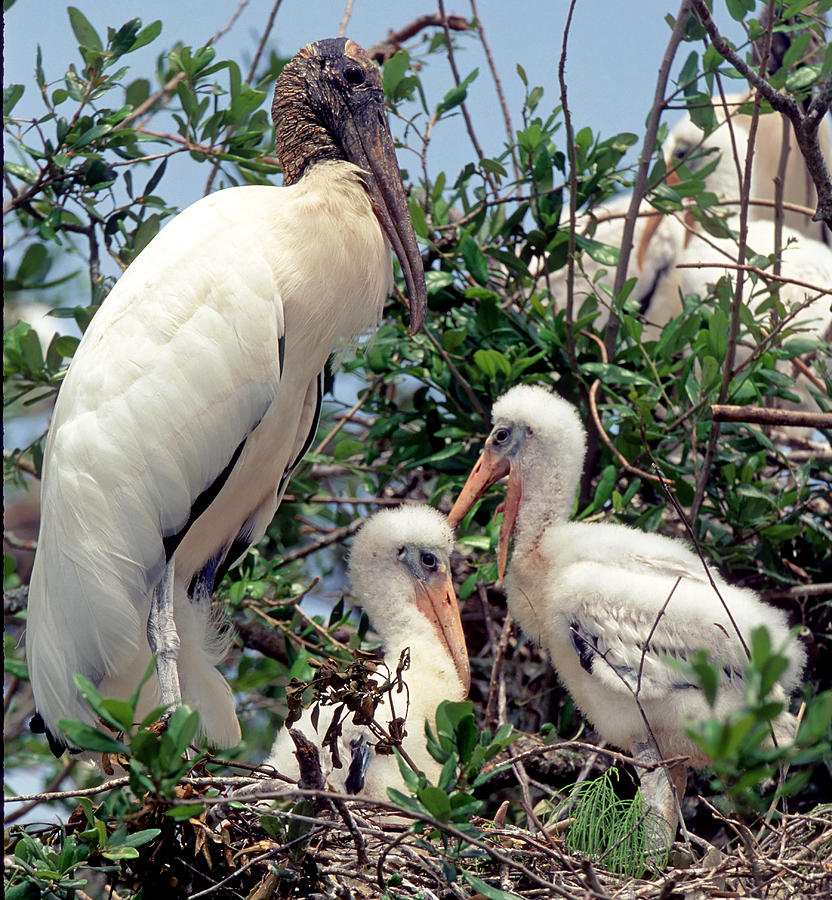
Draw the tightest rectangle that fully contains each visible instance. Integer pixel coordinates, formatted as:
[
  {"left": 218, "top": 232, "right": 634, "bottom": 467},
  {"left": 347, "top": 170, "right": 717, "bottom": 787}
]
[
  {"left": 420, "top": 551, "right": 438, "bottom": 570},
  {"left": 673, "top": 145, "right": 689, "bottom": 161},
  {"left": 344, "top": 66, "right": 365, "bottom": 86},
  {"left": 493, "top": 427, "right": 511, "bottom": 445}
]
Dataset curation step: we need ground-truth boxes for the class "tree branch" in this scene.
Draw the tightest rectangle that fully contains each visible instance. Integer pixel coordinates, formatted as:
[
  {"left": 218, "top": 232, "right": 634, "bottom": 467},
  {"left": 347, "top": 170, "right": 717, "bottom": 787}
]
[
  {"left": 711, "top": 404, "right": 832, "bottom": 430},
  {"left": 367, "top": 12, "right": 471, "bottom": 62},
  {"left": 604, "top": 0, "right": 692, "bottom": 359},
  {"left": 690, "top": 0, "right": 832, "bottom": 227}
]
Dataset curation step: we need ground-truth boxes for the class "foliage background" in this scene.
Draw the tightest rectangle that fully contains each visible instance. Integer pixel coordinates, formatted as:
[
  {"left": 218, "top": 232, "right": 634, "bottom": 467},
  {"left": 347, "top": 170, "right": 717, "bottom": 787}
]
[{"left": 4, "top": 0, "right": 832, "bottom": 897}]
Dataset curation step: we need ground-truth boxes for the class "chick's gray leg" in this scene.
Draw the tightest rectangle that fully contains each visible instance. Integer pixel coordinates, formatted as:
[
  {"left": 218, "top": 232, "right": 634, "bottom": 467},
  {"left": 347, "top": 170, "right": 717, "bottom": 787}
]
[
  {"left": 147, "top": 558, "right": 182, "bottom": 709},
  {"left": 634, "top": 741, "right": 686, "bottom": 852}
]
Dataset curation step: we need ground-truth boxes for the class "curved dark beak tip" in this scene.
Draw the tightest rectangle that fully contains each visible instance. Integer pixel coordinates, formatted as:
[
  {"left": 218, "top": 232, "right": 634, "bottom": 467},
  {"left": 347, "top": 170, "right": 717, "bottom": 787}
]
[{"left": 409, "top": 307, "right": 426, "bottom": 334}]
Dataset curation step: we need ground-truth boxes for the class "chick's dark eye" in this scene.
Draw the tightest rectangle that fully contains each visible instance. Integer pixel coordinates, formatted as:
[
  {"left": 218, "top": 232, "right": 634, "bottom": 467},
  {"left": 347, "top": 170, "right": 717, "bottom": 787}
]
[
  {"left": 493, "top": 427, "right": 511, "bottom": 445},
  {"left": 420, "top": 551, "right": 438, "bottom": 570},
  {"left": 344, "top": 66, "right": 365, "bottom": 86}
]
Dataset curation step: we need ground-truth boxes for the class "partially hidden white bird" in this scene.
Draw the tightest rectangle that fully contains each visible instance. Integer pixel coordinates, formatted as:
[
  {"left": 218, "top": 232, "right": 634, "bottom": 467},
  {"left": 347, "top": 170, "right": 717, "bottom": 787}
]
[
  {"left": 543, "top": 98, "right": 830, "bottom": 336},
  {"left": 448, "top": 384, "right": 805, "bottom": 842},
  {"left": 637, "top": 114, "right": 832, "bottom": 418},
  {"left": 537, "top": 194, "right": 684, "bottom": 332},
  {"left": 263, "top": 506, "right": 470, "bottom": 801},
  {"left": 26, "top": 38, "right": 427, "bottom": 753}
]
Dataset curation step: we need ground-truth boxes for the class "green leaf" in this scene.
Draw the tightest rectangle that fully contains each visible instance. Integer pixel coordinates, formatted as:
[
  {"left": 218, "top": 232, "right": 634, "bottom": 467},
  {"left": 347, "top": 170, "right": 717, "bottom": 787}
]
[
  {"left": 165, "top": 804, "right": 205, "bottom": 820},
  {"left": 417, "top": 785, "right": 451, "bottom": 822},
  {"left": 436, "top": 68, "right": 478, "bottom": 116},
  {"left": 72, "top": 123, "right": 111, "bottom": 150},
  {"left": 725, "top": 0, "right": 754, "bottom": 21},
  {"left": 796, "top": 691, "right": 832, "bottom": 745},
  {"left": 102, "top": 846, "right": 140, "bottom": 860},
  {"left": 56, "top": 720, "right": 129, "bottom": 754},
  {"left": 5, "top": 162, "right": 38, "bottom": 185},
  {"left": 3, "top": 83, "right": 24, "bottom": 116},
  {"left": 100, "top": 698, "right": 136, "bottom": 732},
  {"left": 473, "top": 348, "right": 510, "bottom": 378},
  {"left": 425, "top": 270, "right": 454, "bottom": 294},
  {"left": 575, "top": 234, "right": 619, "bottom": 266},
  {"left": 6, "top": 882, "right": 42, "bottom": 900},
  {"left": 117, "top": 828, "right": 162, "bottom": 848},
  {"left": 68, "top": 6, "right": 103, "bottom": 51},
  {"left": 785, "top": 65, "right": 820, "bottom": 92},
  {"left": 462, "top": 872, "right": 523, "bottom": 900},
  {"left": 333, "top": 439, "right": 363, "bottom": 461},
  {"left": 132, "top": 20, "right": 163, "bottom": 52},
  {"left": 110, "top": 19, "right": 142, "bottom": 58},
  {"left": 383, "top": 49, "right": 410, "bottom": 98},
  {"left": 441, "top": 328, "right": 466, "bottom": 352},
  {"left": 16, "top": 243, "right": 51, "bottom": 285},
  {"left": 461, "top": 235, "right": 489, "bottom": 286}
]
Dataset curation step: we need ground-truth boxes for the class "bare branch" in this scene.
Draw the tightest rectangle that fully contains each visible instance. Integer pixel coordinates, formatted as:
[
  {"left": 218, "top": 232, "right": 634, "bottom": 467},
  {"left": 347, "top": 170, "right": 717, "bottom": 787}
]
[
  {"left": 690, "top": 0, "right": 832, "bottom": 227},
  {"left": 367, "top": 13, "right": 471, "bottom": 63},
  {"left": 711, "top": 404, "right": 832, "bottom": 430},
  {"left": 604, "top": 0, "right": 693, "bottom": 359}
]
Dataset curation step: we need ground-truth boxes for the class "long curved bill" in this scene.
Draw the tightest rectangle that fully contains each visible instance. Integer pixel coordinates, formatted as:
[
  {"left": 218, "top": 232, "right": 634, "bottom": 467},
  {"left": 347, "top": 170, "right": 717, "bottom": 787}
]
[
  {"left": 636, "top": 169, "right": 692, "bottom": 270},
  {"left": 413, "top": 574, "right": 470, "bottom": 696},
  {"left": 448, "top": 447, "right": 521, "bottom": 579},
  {"left": 339, "top": 89, "right": 427, "bottom": 333}
]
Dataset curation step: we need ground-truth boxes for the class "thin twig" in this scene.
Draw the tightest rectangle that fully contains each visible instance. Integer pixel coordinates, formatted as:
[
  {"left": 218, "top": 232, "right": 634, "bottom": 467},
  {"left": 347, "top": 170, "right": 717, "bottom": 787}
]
[
  {"left": 276, "top": 520, "right": 364, "bottom": 567},
  {"left": 711, "top": 404, "right": 832, "bottom": 430},
  {"left": 338, "top": 0, "right": 355, "bottom": 37},
  {"left": 367, "top": 13, "right": 470, "bottom": 62},
  {"left": 421, "top": 324, "right": 488, "bottom": 423},
  {"left": 691, "top": 0, "right": 832, "bottom": 226},
  {"left": 469, "top": 0, "right": 518, "bottom": 181},
  {"left": 604, "top": 0, "right": 692, "bottom": 359},
  {"left": 437, "top": 0, "right": 495, "bottom": 194},
  {"left": 557, "top": 0, "right": 579, "bottom": 372}
]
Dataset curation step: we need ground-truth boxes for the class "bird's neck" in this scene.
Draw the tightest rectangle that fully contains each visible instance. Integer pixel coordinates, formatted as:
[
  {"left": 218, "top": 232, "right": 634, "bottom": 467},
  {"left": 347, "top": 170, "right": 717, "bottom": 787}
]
[
  {"left": 272, "top": 64, "right": 342, "bottom": 186},
  {"left": 512, "top": 449, "right": 580, "bottom": 557},
  {"left": 380, "top": 625, "right": 465, "bottom": 734}
]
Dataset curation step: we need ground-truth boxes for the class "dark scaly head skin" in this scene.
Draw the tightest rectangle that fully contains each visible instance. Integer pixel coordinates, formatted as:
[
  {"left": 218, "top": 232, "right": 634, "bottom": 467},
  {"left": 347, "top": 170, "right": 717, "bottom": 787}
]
[{"left": 272, "top": 38, "right": 426, "bottom": 331}]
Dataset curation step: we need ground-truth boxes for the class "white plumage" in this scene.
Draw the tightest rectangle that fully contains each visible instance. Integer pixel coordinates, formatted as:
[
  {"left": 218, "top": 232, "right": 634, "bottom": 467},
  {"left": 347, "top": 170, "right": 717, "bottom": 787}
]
[
  {"left": 639, "top": 114, "right": 832, "bottom": 419},
  {"left": 543, "top": 100, "right": 830, "bottom": 340},
  {"left": 26, "top": 39, "right": 427, "bottom": 752},
  {"left": 264, "top": 505, "right": 470, "bottom": 801},
  {"left": 449, "top": 383, "right": 805, "bottom": 838}
]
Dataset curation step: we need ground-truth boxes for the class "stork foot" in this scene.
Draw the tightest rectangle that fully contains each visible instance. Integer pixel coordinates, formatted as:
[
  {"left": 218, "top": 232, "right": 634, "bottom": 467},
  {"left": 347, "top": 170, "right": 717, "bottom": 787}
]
[{"left": 147, "top": 558, "right": 182, "bottom": 709}]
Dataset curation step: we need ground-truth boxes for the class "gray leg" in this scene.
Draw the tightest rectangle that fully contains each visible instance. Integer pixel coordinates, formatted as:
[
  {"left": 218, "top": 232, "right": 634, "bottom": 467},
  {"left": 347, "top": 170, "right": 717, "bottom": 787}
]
[
  {"left": 634, "top": 741, "right": 686, "bottom": 852},
  {"left": 147, "top": 558, "right": 182, "bottom": 710}
]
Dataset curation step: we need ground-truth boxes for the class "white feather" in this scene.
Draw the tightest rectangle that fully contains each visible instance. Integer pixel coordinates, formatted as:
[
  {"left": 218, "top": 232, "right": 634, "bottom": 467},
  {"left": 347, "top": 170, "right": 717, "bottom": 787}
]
[
  {"left": 488, "top": 384, "right": 805, "bottom": 766},
  {"left": 27, "top": 161, "right": 391, "bottom": 748},
  {"left": 265, "top": 506, "right": 467, "bottom": 801}
]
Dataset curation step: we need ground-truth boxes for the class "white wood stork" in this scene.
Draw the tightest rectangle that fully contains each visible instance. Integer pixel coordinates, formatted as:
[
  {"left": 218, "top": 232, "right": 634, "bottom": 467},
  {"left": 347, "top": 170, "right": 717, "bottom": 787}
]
[
  {"left": 448, "top": 384, "right": 805, "bottom": 842},
  {"left": 263, "top": 505, "right": 470, "bottom": 801},
  {"left": 637, "top": 114, "right": 832, "bottom": 421},
  {"left": 539, "top": 195, "right": 685, "bottom": 331},
  {"left": 26, "top": 38, "right": 427, "bottom": 753}
]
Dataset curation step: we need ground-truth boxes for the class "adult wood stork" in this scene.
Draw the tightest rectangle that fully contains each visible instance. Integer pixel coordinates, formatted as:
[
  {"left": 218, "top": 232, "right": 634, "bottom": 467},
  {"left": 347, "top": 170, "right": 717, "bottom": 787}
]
[
  {"left": 26, "top": 38, "right": 427, "bottom": 753},
  {"left": 448, "top": 384, "right": 805, "bottom": 842},
  {"left": 264, "top": 505, "right": 469, "bottom": 800}
]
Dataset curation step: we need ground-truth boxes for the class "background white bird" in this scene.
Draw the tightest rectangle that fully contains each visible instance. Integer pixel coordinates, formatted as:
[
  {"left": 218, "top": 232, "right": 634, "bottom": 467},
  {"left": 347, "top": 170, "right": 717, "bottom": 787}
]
[
  {"left": 449, "top": 383, "right": 805, "bottom": 843},
  {"left": 26, "top": 38, "right": 427, "bottom": 754},
  {"left": 637, "top": 114, "right": 832, "bottom": 425},
  {"left": 541, "top": 98, "right": 831, "bottom": 336},
  {"left": 263, "top": 505, "right": 470, "bottom": 801}
]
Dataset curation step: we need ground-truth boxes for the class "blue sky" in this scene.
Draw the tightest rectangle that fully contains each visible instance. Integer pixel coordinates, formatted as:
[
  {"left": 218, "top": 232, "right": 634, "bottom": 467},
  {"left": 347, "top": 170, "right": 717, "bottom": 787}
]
[{"left": 5, "top": 0, "right": 691, "bottom": 202}]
